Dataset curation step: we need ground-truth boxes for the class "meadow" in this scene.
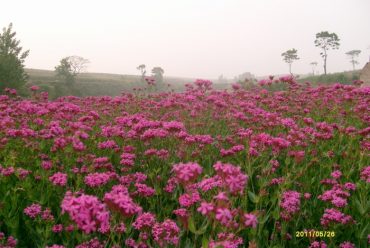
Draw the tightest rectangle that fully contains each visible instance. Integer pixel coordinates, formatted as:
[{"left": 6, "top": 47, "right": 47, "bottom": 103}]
[
  {"left": 23, "top": 69, "right": 230, "bottom": 99},
  {"left": 0, "top": 77, "right": 369, "bottom": 248}
]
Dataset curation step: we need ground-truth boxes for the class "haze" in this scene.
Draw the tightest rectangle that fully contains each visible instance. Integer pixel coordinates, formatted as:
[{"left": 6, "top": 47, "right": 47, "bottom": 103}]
[{"left": 2, "top": 0, "right": 370, "bottom": 79}]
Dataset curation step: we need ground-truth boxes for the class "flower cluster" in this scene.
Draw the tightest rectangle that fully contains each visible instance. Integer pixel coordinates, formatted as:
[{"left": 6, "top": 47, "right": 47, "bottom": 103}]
[
  {"left": 152, "top": 219, "right": 180, "bottom": 247},
  {"left": 280, "top": 190, "right": 301, "bottom": 221},
  {"left": 213, "top": 161, "right": 248, "bottom": 195},
  {"left": 61, "top": 192, "right": 110, "bottom": 233},
  {"left": 172, "top": 162, "right": 203, "bottom": 186},
  {"left": 49, "top": 172, "right": 68, "bottom": 186},
  {"left": 104, "top": 185, "right": 142, "bottom": 217}
]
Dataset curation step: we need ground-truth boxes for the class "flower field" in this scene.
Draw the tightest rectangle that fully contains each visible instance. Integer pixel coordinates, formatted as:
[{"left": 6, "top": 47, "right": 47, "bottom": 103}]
[{"left": 0, "top": 78, "right": 369, "bottom": 248}]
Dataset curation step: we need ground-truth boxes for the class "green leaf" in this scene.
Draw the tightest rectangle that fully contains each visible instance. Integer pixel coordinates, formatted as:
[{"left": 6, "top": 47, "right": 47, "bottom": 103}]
[
  {"left": 188, "top": 216, "right": 197, "bottom": 234},
  {"left": 272, "top": 208, "right": 280, "bottom": 220},
  {"left": 196, "top": 221, "right": 209, "bottom": 235},
  {"left": 355, "top": 199, "right": 365, "bottom": 215},
  {"left": 202, "top": 236, "right": 209, "bottom": 248},
  {"left": 360, "top": 223, "right": 369, "bottom": 239},
  {"left": 248, "top": 191, "right": 259, "bottom": 204}
]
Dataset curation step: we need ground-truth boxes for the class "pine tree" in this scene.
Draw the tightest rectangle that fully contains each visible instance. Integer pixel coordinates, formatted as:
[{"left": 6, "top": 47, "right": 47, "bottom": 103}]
[{"left": 0, "top": 23, "right": 29, "bottom": 90}]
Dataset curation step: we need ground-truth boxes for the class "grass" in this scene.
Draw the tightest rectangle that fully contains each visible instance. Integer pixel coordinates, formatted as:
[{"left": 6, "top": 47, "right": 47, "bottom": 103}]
[
  {"left": 298, "top": 70, "right": 360, "bottom": 85},
  {"left": 24, "top": 68, "right": 231, "bottom": 98}
]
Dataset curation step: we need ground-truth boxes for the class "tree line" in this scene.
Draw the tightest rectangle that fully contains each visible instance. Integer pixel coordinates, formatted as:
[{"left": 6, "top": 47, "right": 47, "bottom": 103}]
[
  {"left": 281, "top": 31, "right": 363, "bottom": 75},
  {"left": 0, "top": 23, "right": 367, "bottom": 92},
  {"left": 0, "top": 23, "right": 166, "bottom": 92}
]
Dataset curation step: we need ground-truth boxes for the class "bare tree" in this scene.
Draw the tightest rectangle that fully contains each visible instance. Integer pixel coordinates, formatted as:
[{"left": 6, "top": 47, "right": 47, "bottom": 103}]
[
  {"left": 67, "top": 56, "right": 89, "bottom": 75},
  {"left": 345, "top": 50, "right": 361, "bottom": 70},
  {"left": 136, "top": 64, "right": 146, "bottom": 81},
  {"left": 55, "top": 55, "right": 89, "bottom": 84},
  {"left": 310, "top": 62, "right": 318, "bottom": 75}
]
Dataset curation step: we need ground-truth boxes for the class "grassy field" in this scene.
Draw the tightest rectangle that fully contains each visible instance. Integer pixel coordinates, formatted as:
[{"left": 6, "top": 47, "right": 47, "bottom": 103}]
[
  {"left": 0, "top": 78, "right": 368, "bottom": 247},
  {"left": 298, "top": 70, "right": 360, "bottom": 85},
  {"left": 24, "top": 69, "right": 230, "bottom": 98},
  {"left": 24, "top": 68, "right": 361, "bottom": 99}
]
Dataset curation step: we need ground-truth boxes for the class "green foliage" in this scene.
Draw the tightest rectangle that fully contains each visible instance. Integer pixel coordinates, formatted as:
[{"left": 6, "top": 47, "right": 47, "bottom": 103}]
[
  {"left": 299, "top": 71, "right": 360, "bottom": 85},
  {"left": 0, "top": 23, "right": 29, "bottom": 91},
  {"left": 281, "top": 49, "right": 299, "bottom": 74},
  {"left": 55, "top": 58, "right": 75, "bottom": 85},
  {"left": 314, "top": 31, "right": 340, "bottom": 75},
  {"left": 55, "top": 56, "right": 89, "bottom": 85},
  {"left": 152, "top": 66, "right": 164, "bottom": 85}
]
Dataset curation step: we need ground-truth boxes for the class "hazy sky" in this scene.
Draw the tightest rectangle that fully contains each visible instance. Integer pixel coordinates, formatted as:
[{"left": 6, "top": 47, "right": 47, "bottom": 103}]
[{"left": 1, "top": 0, "right": 370, "bottom": 79}]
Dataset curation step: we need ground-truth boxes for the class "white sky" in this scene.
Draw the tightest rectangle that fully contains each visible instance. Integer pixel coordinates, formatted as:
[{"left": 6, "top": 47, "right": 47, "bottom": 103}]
[{"left": 1, "top": 0, "right": 370, "bottom": 79}]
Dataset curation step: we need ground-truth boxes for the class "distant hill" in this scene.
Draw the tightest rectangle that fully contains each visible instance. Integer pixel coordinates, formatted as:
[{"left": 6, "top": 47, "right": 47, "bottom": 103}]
[{"left": 24, "top": 68, "right": 231, "bottom": 98}]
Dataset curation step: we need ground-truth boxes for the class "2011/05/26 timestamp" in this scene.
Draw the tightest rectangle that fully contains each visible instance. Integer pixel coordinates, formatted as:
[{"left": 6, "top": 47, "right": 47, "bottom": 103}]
[{"left": 296, "top": 231, "right": 335, "bottom": 238}]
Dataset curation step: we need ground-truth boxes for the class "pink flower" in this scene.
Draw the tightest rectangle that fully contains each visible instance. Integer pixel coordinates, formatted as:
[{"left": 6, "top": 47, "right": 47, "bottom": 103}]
[
  {"left": 24, "top": 203, "right": 42, "bottom": 219},
  {"left": 162, "top": 121, "right": 185, "bottom": 131},
  {"left": 152, "top": 219, "right": 180, "bottom": 247},
  {"left": 1, "top": 166, "right": 15, "bottom": 176},
  {"left": 104, "top": 185, "right": 142, "bottom": 217},
  {"left": 232, "top": 83, "right": 241, "bottom": 90},
  {"left": 360, "top": 166, "right": 370, "bottom": 183},
  {"left": 320, "top": 208, "right": 353, "bottom": 226},
  {"left": 172, "top": 162, "right": 203, "bottom": 185},
  {"left": 52, "top": 224, "right": 63, "bottom": 233},
  {"left": 344, "top": 182, "right": 356, "bottom": 191},
  {"left": 120, "top": 152, "right": 136, "bottom": 167},
  {"left": 179, "top": 191, "right": 200, "bottom": 207},
  {"left": 331, "top": 196, "right": 347, "bottom": 208},
  {"left": 331, "top": 170, "right": 342, "bottom": 179},
  {"left": 309, "top": 241, "right": 327, "bottom": 248},
  {"left": 209, "top": 233, "right": 243, "bottom": 248},
  {"left": 84, "top": 172, "right": 114, "bottom": 187},
  {"left": 114, "top": 222, "right": 126, "bottom": 233},
  {"left": 173, "top": 208, "right": 189, "bottom": 218},
  {"left": 30, "top": 85, "right": 40, "bottom": 91},
  {"left": 318, "top": 184, "right": 350, "bottom": 208},
  {"left": 339, "top": 241, "right": 355, "bottom": 248},
  {"left": 304, "top": 193, "right": 311, "bottom": 199},
  {"left": 197, "top": 201, "right": 214, "bottom": 215},
  {"left": 75, "top": 238, "right": 105, "bottom": 248},
  {"left": 49, "top": 172, "right": 67, "bottom": 186},
  {"left": 280, "top": 191, "right": 301, "bottom": 215},
  {"left": 215, "top": 208, "right": 233, "bottom": 225},
  {"left": 213, "top": 161, "right": 248, "bottom": 195},
  {"left": 42, "top": 208, "right": 54, "bottom": 221},
  {"left": 134, "top": 183, "right": 155, "bottom": 197},
  {"left": 198, "top": 176, "right": 222, "bottom": 192},
  {"left": 243, "top": 213, "right": 258, "bottom": 228},
  {"left": 213, "top": 191, "right": 229, "bottom": 202},
  {"left": 61, "top": 191, "right": 110, "bottom": 234},
  {"left": 41, "top": 160, "right": 52, "bottom": 170},
  {"left": 133, "top": 212, "right": 156, "bottom": 231}
]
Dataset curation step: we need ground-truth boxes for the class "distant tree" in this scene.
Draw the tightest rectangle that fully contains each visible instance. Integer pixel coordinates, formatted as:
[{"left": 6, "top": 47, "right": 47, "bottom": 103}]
[
  {"left": 55, "top": 56, "right": 89, "bottom": 85},
  {"left": 345, "top": 50, "right": 361, "bottom": 70},
  {"left": 310, "top": 61, "right": 318, "bottom": 75},
  {"left": 314, "top": 31, "right": 340, "bottom": 75},
  {"left": 136, "top": 64, "right": 146, "bottom": 81},
  {"left": 281, "top": 48, "right": 299, "bottom": 74},
  {"left": 218, "top": 74, "right": 228, "bottom": 84},
  {"left": 151, "top": 67, "right": 164, "bottom": 84},
  {"left": 0, "top": 23, "right": 29, "bottom": 91}
]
